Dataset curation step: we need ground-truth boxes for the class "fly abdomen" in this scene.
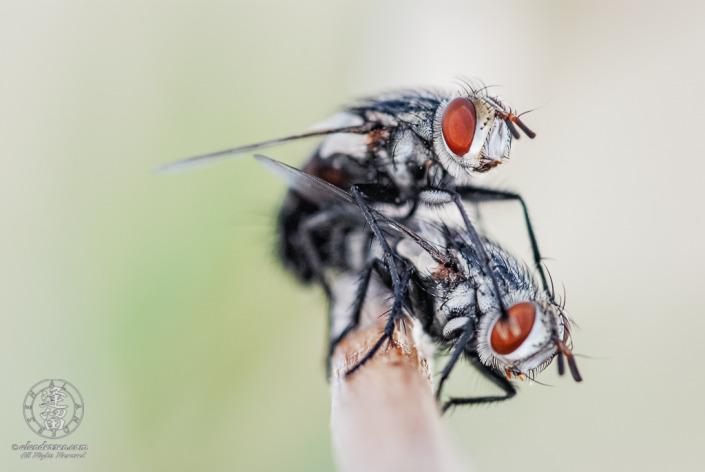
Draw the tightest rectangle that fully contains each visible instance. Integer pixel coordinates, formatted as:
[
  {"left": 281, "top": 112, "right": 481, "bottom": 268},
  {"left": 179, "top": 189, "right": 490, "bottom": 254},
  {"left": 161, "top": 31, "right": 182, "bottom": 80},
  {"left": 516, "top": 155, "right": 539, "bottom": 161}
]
[{"left": 277, "top": 147, "right": 371, "bottom": 282}]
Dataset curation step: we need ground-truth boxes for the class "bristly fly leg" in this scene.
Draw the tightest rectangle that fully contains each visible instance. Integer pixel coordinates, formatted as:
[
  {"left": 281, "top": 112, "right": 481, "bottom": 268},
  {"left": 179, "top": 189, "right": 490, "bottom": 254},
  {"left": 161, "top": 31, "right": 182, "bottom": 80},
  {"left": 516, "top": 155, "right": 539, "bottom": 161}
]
[
  {"left": 327, "top": 258, "right": 386, "bottom": 360},
  {"left": 455, "top": 185, "right": 550, "bottom": 295},
  {"left": 342, "top": 185, "right": 413, "bottom": 376},
  {"left": 441, "top": 356, "right": 517, "bottom": 413},
  {"left": 297, "top": 209, "right": 347, "bottom": 299},
  {"left": 435, "top": 316, "right": 476, "bottom": 401},
  {"left": 344, "top": 263, "right": 413, "bottom": 376},
  {"left": 296, "top": 209, "right": 351, "bottom": 374},
  {"left": 350, "top": 186, "right": 403, "bottom": 295},
  {"left": 449, "top": 192, "right": 509, "bottom": 319}
]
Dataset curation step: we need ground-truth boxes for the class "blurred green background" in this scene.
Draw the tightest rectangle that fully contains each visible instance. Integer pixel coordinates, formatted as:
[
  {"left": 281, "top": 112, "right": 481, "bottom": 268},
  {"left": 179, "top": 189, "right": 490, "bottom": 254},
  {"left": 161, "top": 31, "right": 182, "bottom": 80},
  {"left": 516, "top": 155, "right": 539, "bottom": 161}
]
[{"left": 2, "top": 1, "right": 704, "bottom": 471}]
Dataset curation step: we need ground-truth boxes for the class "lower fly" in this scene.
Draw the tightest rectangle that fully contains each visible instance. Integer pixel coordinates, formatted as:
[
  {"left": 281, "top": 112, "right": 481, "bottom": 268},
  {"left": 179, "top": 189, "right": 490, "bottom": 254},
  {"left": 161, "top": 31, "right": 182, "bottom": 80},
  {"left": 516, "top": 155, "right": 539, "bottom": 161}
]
[{"left": 255, "top": 154, "right": 581, "bottom": 411}]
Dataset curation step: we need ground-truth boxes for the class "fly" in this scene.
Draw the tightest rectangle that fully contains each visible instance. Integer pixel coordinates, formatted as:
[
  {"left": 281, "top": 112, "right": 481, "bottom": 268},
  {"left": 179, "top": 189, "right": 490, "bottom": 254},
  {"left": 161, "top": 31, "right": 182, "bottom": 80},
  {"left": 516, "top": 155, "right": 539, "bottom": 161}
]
[
  {"left": 254, "top": 154, "right": 581, "bottom": 412},
  {"left": 157, "top": 83, "right": 548, "bottom": 337}
]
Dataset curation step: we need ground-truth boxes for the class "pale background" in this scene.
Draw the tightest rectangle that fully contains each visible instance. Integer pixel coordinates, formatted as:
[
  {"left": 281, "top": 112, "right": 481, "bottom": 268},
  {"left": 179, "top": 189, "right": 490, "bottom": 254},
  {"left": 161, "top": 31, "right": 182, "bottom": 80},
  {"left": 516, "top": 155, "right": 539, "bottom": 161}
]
[{"left": 1, "top": 1, "right": 703, "bottom": 471}]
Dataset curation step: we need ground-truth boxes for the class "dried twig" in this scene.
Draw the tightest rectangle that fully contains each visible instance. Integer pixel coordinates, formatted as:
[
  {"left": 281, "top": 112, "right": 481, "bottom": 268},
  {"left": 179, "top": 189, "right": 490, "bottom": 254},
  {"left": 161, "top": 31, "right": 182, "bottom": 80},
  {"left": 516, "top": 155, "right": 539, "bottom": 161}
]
[{"left": 329, "top": 280, "right": 468, "bottom": 472}]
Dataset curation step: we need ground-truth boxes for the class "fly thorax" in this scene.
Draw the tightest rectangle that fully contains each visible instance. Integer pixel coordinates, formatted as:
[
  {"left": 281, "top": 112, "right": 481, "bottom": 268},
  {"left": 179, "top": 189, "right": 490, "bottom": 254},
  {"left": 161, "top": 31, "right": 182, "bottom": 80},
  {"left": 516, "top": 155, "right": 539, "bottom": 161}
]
[
  {"left": 475, "top": 278, "right": 503, "bottom": 319},
  {"left": 387, "top": 130, "right": 434, "bottom": 191},
  {"left": 387, "top": 130, "right": 415, "bottom": 189},
  {"left": 313, "top": 112, "right": 368, "bottom": 160}
]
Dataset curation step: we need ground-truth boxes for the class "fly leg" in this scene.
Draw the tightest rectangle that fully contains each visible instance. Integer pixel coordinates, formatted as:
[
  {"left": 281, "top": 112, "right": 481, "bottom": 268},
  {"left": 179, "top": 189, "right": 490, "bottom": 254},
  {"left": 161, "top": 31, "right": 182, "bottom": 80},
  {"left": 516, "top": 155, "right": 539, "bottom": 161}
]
[
  {"left": 345, "top": 263, "right": 413, "bottom": 376},
  {"left": 455, "top": 185, "right": 550, "bottom": 295},
  {"left": 327, "top": 258, "right": 386, "bottom": 359},
  {"left": 350, "top": 185, "right": 402, "bottom": 293},
  {"left": 449, "top": 192, "right": 509, "bottom": 318},
  {"left": 297, "top": 209, "right": 356, "bottom": 375},
  {"left": 348, "top": 185, "right": 417, "bottom": 371},
  {"left": 297, "top": 209, "right": 348, "bottom": 299},
  {"left": 441, "top": 357, "right": 516, "bottom": 413},
  {"left": 435, "top": 318, "right": 476, "bottom": 401}
]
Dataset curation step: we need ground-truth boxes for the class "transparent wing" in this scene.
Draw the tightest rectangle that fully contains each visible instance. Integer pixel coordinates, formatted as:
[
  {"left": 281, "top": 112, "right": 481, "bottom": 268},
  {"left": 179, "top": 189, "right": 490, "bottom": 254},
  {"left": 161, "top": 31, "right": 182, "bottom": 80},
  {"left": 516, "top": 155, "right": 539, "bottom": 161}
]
[
  {"left": 153, "top": 124, "right": 375, "bottom": 174},
  {"left": 255, "top": 154, "right": 355, "bottom": 206},
  {"left": 254, "top": 154, "right": 451, "bottom": 265}
]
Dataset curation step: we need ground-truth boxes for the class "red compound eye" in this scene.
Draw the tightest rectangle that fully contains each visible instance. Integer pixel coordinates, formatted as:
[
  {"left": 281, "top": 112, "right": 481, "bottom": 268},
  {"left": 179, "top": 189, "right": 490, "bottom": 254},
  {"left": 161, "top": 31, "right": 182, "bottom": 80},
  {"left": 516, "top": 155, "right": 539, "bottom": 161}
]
[
  {"left": 441, "top": 97, "right": 477, "bottom": 156},
  {"left": 490, "top": 302, "right": 536, "bottom": 355}
]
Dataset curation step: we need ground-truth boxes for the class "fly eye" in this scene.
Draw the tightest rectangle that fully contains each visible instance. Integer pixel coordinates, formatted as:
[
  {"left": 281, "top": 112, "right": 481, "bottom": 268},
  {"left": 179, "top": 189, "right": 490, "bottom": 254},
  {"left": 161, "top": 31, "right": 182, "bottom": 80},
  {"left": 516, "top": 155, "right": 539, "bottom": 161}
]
[
  {"left": 441, "top": 97, "right": 477, "bottom": 156},
  {"left": 490, "top": 302, "right": 536, "bottom": 355}
]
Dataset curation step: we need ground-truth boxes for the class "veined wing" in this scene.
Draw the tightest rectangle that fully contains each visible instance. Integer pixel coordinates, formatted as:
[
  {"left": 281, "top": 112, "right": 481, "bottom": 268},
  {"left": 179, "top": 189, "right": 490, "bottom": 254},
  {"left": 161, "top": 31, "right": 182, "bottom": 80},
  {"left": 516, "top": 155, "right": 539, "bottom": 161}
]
[
  {"left": 254, "top": 154, "right": 452, "bottom": 267},
  {"left": 153, "top": 124, "right": 375, "bottom": 174}
]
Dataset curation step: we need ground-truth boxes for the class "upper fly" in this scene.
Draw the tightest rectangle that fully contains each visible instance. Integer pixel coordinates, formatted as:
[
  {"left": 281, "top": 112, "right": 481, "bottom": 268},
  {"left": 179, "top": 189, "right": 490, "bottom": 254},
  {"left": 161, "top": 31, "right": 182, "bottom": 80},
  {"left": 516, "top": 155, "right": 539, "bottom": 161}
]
[{"left": 156, "top": 83, "right": 544, "bottom": 327}]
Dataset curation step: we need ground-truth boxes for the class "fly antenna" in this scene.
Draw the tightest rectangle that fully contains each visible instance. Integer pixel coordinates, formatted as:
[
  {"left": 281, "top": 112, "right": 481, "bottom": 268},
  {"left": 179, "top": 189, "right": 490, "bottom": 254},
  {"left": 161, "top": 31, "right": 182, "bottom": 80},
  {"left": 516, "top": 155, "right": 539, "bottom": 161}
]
[
  {"left": 556, "top": 349, "right": 565, "bottom": 376},
  {"left": 505, "top": 119, "right": 521, "bottom": 139},
  {"left": 566, "top": 353, "right": 582, "bottom": 382},
  {"left": 555, "top": 340, "right": 582, "bottom": 382},
  {"left": 512, "top": 115, "right": 536, "bottom": 139}
]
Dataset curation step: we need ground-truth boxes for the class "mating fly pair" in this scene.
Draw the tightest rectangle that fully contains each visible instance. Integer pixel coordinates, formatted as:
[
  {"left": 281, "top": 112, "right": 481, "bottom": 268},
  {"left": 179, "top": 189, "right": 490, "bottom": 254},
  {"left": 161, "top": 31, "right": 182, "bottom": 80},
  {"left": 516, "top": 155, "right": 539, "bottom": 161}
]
[{"left": 158, "top": 83, "right": 582, "bottom": 409}]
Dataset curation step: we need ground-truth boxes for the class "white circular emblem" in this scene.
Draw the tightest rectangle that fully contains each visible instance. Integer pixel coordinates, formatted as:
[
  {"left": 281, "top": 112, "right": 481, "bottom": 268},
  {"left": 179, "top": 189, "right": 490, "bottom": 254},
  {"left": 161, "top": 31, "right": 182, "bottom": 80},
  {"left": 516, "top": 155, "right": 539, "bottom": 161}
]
[{"left": 23, "top": 379, "right": 84, "bottom": 439}]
